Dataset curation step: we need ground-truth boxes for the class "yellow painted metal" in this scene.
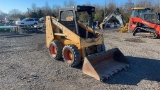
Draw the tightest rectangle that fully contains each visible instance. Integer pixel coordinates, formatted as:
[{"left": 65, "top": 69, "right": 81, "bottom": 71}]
[
  {"left": 100, "top": 22, "right": 105, "bottom": 30},
  {"left": 54, "top": 33, "right": 65, "bottom": 36},
  {"left": 46, "top": 16, "right": 54, "bottom": 48},
  {"left": 46, "top": 16, "right": 103, "bottom": 57},
  {"left": 131, "top": 7, "right": 150, "bottom": 10},
  {"left": 82, "top": 48, "right": 129, "bottom": 81},
  {"left": 119, "top": 23, "right": 129, "bottom": 33},
  {"left": 61, "top": 39, "right": 81, "bottom": 49},
  {"left": 78, "top": 21, "right": 94, "bottom": 33},
  {"left": 46, "top": 15, "right": 129, "bottom": 81}
]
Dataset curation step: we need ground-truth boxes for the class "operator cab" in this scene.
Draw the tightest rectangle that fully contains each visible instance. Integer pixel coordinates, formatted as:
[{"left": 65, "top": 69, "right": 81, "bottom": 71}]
[
  {"left": 58, "top": 5, "right": 95, "bottom": 38},
  {"left": 131, "top": 8, "right": 151, "bottom": 17},
  {"left": 59, "top": 5, "right": 95, "bottom": 27}
]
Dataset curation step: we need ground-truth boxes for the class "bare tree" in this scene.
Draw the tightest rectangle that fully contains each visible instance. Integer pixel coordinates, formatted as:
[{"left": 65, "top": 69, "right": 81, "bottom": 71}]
[
  {"left": 63, "top": 0, "right": 76, "bottom": 7},
  {"left": 153, "top": 0, "right": 160, "bottom": 12},
  {"left": 68, "top": 0, "right": 76, "bottom": 6},
  {"left": 6, "top": 0, "right": 160, "bottom": 23},
  {"left": 0, "top": 10, "right": 7, "bottom": 20},
  {"left": 135, "top": 0, "right": 152, "bottom": 8},
  {"left": 31, "top": 3, "right": 37, "bottom": 12},
  {"left": 9, "top": 9, "right": 22, "bottom": 16},
  {"left": 122, "top": 0, "right": 134, "bottom": 22},
  {"left": 107, "top": 0, "right": 116, "bottom": 15},
  {"left": 43, "top": 1, "right": 52, "bottom": 16},
  {"left": 8, "top": 9, "right": 24, "bottom": 20},
  {"left": 52, "top": 5, "right": 61, "bottom": 17},
  {"left": 124, "top": 0, "right": 134, "bottom": 13}
]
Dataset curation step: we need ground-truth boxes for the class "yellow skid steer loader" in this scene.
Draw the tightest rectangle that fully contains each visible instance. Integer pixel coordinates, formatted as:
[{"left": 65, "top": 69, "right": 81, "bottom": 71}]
[{"left": 46, "top": 5, "right": 129, "bottom": 81}]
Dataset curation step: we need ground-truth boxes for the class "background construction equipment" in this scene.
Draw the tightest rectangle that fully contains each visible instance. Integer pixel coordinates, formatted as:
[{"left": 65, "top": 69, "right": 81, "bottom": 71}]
[
  {"left": 100, "top": 11, "right": 129, "bottom": 33},
  {"left": 128, "top": 7, "right": 160, "bottom": 38}
]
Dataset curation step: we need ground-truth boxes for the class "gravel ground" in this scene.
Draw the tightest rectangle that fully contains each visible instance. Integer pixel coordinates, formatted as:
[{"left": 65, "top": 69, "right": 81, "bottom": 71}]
[{"left": 0, "top": 29, "right": 160, "bottom": 90}]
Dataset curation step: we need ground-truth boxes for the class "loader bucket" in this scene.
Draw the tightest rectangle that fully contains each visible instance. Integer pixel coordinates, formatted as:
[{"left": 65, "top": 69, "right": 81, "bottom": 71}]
[{"left": 82, "top": 48, "right": 129, "bottom": 81}]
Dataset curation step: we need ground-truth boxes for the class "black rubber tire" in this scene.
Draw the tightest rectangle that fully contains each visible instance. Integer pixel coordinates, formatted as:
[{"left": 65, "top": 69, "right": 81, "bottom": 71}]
[
  {"left": 101, "top": 44, "right": 106, "bottom": 52},
  {"left": 62, "top": 44, "right": 81, "bottom": 67},
  {"left": 49, "top": 41, "right": 63, "bottom": 60},
  {"left": 97, "top": 44, "right": 106, "bottom": 53}
]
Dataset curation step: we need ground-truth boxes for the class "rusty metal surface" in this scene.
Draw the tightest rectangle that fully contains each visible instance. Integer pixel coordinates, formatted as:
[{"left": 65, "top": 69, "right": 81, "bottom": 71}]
[{"left": 82, "top": 48, "right": 129, "bottom": 81}]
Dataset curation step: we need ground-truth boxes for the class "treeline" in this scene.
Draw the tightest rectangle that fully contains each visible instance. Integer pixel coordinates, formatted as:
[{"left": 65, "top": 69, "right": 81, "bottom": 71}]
[{"left": 0, "top": 0, "right": 160, "bottom": 22}]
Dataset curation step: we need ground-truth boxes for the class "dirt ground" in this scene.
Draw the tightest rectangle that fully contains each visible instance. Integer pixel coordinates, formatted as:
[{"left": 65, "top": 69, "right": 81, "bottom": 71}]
[{"left": 0, "top": 29, "right": 160, "bottom": 90}]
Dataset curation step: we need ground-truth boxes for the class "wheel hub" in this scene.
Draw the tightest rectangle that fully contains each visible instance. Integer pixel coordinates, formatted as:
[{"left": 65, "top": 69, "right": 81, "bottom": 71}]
[
  {"left": 50, "top": 45, "right": 56, "bottom": 57},
  {"left": 64, "top": 49, "right": 73, "bottom": 63}
]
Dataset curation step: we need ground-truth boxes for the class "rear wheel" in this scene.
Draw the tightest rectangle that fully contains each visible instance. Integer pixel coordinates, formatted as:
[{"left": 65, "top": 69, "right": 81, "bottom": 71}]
[
  {"left": 101, "top": 44, "right": 106, "bottom": 52},
  {"left": 49, "top": 41, "right": 62, "bottom": 60},
  {"left": 62, "top": 45, "right": 81, "bottom": 67}
]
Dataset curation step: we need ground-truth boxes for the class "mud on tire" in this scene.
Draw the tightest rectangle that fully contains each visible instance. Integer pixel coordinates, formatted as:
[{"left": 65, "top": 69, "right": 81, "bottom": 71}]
[
  {"left": 49, "top": 41, "right": 63, "bottom": 60},
  {"left": 62, "top": 44, "right": 81, "bottom": 67}
]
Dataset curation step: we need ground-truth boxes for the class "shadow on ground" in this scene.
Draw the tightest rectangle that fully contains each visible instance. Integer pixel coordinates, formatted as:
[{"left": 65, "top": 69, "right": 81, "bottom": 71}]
[
  {"left": 66, "top": 55, "right": 160, "bottom": 85},
  {"left": 0, "top": 32, "right": 45, "bottom": 38},
  {"left": 0, "top": 31, "right": 45, "bottom": 38},
  {"left": 5, "top": 34, "right": 32, "bottom": 38},
  {"left": 0, "top": 33, "right": 33, "bottom": 38},
  {"left": 105, "top": 56, "right": 160, "bottom": 85}
]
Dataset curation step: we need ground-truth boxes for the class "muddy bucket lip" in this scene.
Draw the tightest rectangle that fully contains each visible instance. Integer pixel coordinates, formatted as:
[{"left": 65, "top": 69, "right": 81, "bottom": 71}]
[
  {"left": 82, "top": 57, "right": 129, "bottom": 81},
  {"left": 82, "top": 48, "right": 129, "bottom": 81}
]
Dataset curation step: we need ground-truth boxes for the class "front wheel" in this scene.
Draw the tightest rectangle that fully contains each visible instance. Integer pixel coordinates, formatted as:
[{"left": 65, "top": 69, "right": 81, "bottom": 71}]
[{"left": 62, "top": 45, "right": 81, "bottom": 67}]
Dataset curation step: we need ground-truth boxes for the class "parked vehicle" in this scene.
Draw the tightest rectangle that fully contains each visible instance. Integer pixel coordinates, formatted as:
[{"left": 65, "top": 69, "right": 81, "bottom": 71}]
[
  {"left": 5, "top": 20, "right": 15, "bottom": 26},
  {"left": 39, "top": 17, "right": 45, "bottom": 22},
  {"left": 15, "top": 18, "right": 38, "bottom": 25}
]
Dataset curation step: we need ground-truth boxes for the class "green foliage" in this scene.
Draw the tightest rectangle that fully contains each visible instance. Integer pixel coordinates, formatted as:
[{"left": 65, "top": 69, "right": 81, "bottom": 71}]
[
  {"left": 94, "top": 10, "right": 104, "bottom": 22},
  {"left": 37, "top": 10, "right": 44, "bottom": 18},
  {"left": 30, "top": 12, "right": 37, "bottom": 18},
  {"left": 78, "top": 12, "right": 90, "bottom": 22},
  {"left": 124, "top": 13, "right": 131, "bottom": 22}
]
